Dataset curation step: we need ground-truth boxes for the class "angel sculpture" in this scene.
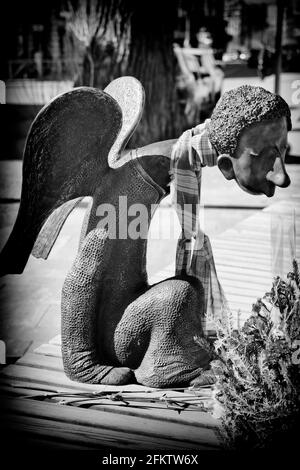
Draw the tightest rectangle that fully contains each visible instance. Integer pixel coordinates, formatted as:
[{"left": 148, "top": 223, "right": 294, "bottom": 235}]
[{"left": 0, "top": 77, "right": 291, "bottom": 387}]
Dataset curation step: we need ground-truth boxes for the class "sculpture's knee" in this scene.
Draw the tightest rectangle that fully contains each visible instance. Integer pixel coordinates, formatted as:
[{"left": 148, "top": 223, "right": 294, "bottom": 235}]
[
  {"left": 113, "top": 276, "right": 203, "bottom": 368},
  {"left": 134, "top": 276, "right": 209, "bottom": 387},
  {"left": 150, "top": 275, "right": 205, "bottom": 327},
  {"left": 114, "top": 301, "right": 151, "bottom": 368}
]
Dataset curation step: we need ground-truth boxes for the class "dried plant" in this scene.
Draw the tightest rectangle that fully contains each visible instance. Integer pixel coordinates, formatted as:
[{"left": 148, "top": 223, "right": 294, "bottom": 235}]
[{"left": 207, "top": 259, "right": 300, "bottom": 450}]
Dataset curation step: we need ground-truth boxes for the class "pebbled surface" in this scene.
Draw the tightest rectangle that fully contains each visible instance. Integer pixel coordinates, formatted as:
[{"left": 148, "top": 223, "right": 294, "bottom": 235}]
[
  {"left": 117, "top": 276, "right": 210, "bottom": 387},
  {"left": 61, "top": 159, "right": 210, "bottom": 387},
  {"left": 2, "top": 78, "right": 211, "bottom": 387},
  {"left": 207, "top": 85, "right": 291, "bottom": 157}
]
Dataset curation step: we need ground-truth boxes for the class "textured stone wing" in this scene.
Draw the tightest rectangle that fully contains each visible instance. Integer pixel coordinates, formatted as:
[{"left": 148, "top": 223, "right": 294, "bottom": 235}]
[
  {"left": 104, "top": 76, "right": 144, "bottom": 167},
  {"left": 0, "top": 87, "right": 122, "bottom": 275}
]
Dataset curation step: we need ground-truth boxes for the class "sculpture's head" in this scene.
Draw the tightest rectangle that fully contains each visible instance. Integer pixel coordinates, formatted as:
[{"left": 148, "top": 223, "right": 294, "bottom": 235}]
[{"left": 207, "top": 85, "right": 292, "bottom": 197}]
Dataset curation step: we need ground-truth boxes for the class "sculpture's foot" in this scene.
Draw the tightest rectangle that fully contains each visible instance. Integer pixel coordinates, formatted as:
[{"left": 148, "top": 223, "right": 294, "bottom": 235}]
[{"left": 101, "top": 367, "right": 136, "bottom": 385}]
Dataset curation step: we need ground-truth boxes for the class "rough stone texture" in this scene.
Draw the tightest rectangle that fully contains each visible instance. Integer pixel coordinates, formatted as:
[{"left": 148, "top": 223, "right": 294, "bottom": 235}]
[
  {"left": 1, "top": 80, "right": 211, "bottom": 387},
  {"left": 207, "top": 85, "right": 291, "bottom": 157},
  {"left": 61, "top": 159, "right": 210, "bottom": 387},
  {"left": 0, "top": 87, "right": 122, "bottom": 275}
]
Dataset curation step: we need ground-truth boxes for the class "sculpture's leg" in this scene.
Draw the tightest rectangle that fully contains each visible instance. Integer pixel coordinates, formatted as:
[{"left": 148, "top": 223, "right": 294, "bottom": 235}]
[
  {"left": 114, "top": 276, "right": 212, "bottom": 388},
  {"left": 61, "top": 229, "right": 134, "bottom": 385}
]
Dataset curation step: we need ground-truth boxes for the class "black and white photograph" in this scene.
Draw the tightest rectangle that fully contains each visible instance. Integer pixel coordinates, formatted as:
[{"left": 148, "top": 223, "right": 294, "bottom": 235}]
[{"left": 0, "top": 0, "right": 300, "bottom": 462}]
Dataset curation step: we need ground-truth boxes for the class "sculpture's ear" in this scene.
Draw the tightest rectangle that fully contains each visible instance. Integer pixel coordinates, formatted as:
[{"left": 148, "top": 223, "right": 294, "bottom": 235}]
[{"left": 217, "top": 154, "right": 235, "bottom": 180}]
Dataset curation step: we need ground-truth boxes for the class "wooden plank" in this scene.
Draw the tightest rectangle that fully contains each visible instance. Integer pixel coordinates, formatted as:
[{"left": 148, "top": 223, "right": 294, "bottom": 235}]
[
  {"left": 214, "top": 255, "right": 271, "bottom": 271},
  {"left": 1, "top": 363, "right": 170, "bottom": 395},
  {"left": 8, "top": 352, "right": 214, "bottom": 399},
  {"left": 0, "top": 380, "right": 213, "bottom": 404},
  {"left": 3, "top": 338, "right": 32, "bottom": 360},
  {"left": 219, "top": 231, "right": 300, "bottom": 246},
  {"left": 238, "top": 214, "right": 300, "bottom": 228},
  {"left": 49, "top": 335, "right": 61, "bottom": 346},
  {"left": 1, "top": 414, "right": 216, "bottom": 450},
  {"left": 0, "top": 378, "right": 216, "bottom": 429},
  {"left": 214, "top": 233, "right": 272, "bottom": 245},
  {"left": 17, "top": 352, "right": 63, "bottom": 371},
  {"left": 161, "top": 261, "right": 271, "bottom": 284},
  {"left": 212, "top": 239, "right": 272, "bottom": 252},
  {"left": 223, "top": 293, "right": 256, "bottom": 306},
  {"left": 0, "top": 348, "right": 219, "bottom": 430},
  {"left": 0, "top": 397, "right": 221, "bottom": 449},
  {"left": 1, "top": 417, "right": 97, "bottom": 450},
  {"left": 1, "top": 364, "right": 148, "bottom": 393},
  {"left": 213, "top": 247, "right": 271, "bottom": 261},
  {"left": 216, "top": 264, "right": 272, "bottom": 279},
  {"left": 217, "top": 222, "right": 299, "bottom": 237},
  {"left": 0, "top": 382, "right": 215, "bottom": 417},
  {"left": 219, "top": 278, "right": 270, "bottom": 294},
  {"left": 0, "top": 359, "right": 219, "bottom": 428},
  {"left": 222, "top": 286, "right": 267, "bottom": 300},
  {"left": 34, "top": 343, "right": 62, "bottom": 357},
  {"left": 216, "top": 255, "right": 271, "bottom": 270},
  {"left": 216, "top": 268, "right": 270, "bottom": 286}
]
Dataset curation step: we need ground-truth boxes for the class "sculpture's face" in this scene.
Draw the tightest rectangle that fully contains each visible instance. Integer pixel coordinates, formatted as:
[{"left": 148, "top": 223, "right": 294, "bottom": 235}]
[{"left": 217, "top": 117, "right": 290, "bottom": 197}]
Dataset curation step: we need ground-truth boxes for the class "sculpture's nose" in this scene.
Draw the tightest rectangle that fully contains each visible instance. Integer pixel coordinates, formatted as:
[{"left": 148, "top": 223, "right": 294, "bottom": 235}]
[{"left": 266, "top": 156, "right": 291, "bottom": 188}]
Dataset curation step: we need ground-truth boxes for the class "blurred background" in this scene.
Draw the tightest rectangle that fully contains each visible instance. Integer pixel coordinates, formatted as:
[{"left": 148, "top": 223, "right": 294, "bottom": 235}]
[
  {"left": 0, "top": 0, "right": 299, "bottom": 156},
  {"left": 0, "top": 0, "right": 299, "bottom": 357}
]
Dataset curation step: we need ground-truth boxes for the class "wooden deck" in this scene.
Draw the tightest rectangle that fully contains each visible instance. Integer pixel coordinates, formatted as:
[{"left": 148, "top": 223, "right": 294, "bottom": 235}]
[
  {"left": 0, "top": 199, "right": 299, "bottom": 450},
  {"left": 0, "top": 333, "right": 221, "bottom": 450},
  {"left": 151, "top": 199, "right": 300, "bottom": 329}
]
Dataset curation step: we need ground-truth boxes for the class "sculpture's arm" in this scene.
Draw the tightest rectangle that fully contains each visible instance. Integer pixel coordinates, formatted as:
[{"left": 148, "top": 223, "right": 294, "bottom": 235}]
[
  {"left": 120, "top": 140, "right": 177, "bottom": 191},
  {"left": 126, "top": 129, "right": 205, "bottom": 161},
  {"left": 121, "top": 139, "right": 176, "bottom": 161},
  {"left": 61, "top": 228, "right": 134, "bottom": 385},
  {"left": 135, "top": 139, "right": 177, "bottom": 159}
]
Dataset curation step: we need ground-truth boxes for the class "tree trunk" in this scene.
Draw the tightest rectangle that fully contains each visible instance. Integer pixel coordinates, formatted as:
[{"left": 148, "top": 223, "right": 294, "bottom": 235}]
[
  {"left": 125, "top": 0, "right": 187, "bottom": 147},
  {"left": 87, "top": 48, "right": 95, "bottom": 87}
]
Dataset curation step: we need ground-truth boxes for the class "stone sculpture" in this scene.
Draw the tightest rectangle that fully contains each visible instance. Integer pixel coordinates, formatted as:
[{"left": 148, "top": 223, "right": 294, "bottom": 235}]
[{"left": 0, "top": 78, "right": 291, "bottom": 387}]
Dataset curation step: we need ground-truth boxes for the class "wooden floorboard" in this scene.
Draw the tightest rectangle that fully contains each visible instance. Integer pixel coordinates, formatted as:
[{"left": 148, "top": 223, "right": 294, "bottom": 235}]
[
  {"left": 0, "top": 396, "right": 220, "bottom": 450},
  {"left": 152, "top": 200, "right": 299, "bottom": 324},
  {"left": 0, "top": 358, "right": 221, "bottom": 449},
  {"left": 0, "top": 344, "right": 221, "bottom": 450},
  {"left": 1, "top": 199, "right": 298, "bottom": 450}
]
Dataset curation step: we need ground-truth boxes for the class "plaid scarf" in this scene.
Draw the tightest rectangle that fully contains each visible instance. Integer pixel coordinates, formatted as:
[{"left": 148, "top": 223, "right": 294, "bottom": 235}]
[{"left": 170, "top": 119, "right": 228, "bottom": 335}]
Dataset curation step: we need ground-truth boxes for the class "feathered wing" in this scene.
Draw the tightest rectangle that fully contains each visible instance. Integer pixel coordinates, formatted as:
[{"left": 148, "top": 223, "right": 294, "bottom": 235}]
[{"left": 0, "top": 87, "right": 122, "bottom": 275}]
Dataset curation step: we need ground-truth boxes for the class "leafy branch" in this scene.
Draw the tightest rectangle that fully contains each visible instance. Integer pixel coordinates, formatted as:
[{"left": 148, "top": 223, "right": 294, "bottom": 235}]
[{"left": 208, "top": 259, "right": 300, "bottom": 450}]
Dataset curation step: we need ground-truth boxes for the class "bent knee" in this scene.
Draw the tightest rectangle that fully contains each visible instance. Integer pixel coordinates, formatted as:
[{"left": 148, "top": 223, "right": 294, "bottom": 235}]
[
  {"left": 155, "top": 276, "right": 204, "bottom": 310},
  {"left": 144, "top": 276, "right": 204, "bottom": 324}
]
